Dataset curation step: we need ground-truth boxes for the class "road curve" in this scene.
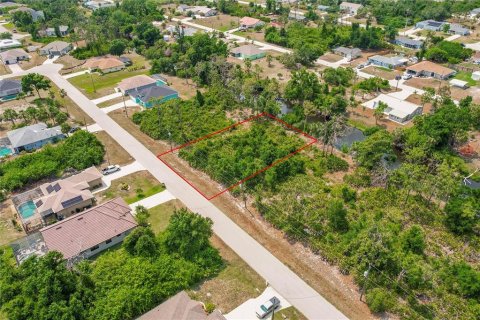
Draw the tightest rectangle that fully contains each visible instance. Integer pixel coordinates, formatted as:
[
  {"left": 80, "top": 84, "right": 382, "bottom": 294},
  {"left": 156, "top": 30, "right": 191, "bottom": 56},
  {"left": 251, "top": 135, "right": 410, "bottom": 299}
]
[{"left": 2, "top": 64, "right": 348, "bottom": 320}]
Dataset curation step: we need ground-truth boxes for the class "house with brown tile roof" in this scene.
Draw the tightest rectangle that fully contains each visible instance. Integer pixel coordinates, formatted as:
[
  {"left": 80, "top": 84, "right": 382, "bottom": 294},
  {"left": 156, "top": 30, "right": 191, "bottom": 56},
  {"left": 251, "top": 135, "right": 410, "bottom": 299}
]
[
  {"left": 239, "top": 17, "right": 264, "bottom": 29},
  {"left": 40, "top": 197, "right": 137, "bottom": 261},
  {"left": 406, "top": 61, "right": 456, "bottom": 80},
  {"left": 138, "top": 291, "right": 226, "bottom": 320},
  {"left": 85, "top": 56, "right": 126, "bottom": 73}
]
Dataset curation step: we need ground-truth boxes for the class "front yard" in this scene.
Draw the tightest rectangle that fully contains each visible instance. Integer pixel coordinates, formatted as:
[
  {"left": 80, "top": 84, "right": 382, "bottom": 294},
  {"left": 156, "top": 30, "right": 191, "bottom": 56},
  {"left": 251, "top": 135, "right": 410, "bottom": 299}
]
[
  {"left": 96, "top": 171, "right": 165, "bottom": 204},
  {"left": 68, "top": 55, "right": 149, "bottom": 99},
  {"left": 361, "top": 66, "right": 402, "bottom": 80}
]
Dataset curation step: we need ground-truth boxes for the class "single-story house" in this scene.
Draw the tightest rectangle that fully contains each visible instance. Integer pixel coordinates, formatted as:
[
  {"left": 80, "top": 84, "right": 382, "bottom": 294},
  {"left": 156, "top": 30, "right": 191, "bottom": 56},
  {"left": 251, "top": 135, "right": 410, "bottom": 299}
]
[
  {"left": 40, "top": 197, "right": 137, "bottom": 262},
  {"left": 450, "top": 79, "right": 469, "bottom": 89},
  {"left": 166, "top": 25, "right": 199, "bottom": 38},
  {"left": 14, "top": 166, "right": 103, "bottom": 233},
  {"left": 132, "top": 85, "right": 179, "bottom": 108},
  {"left": 85, "top": 56, "right": 126, "bottom": 73},
  {"left": 471, "top": 8, "right": 480, "bottom": 18},
  {"left": 85, "top": 0, "right": 115, "bottom": 10},
  {"left": 415, "top": 20, "right": 444, "bottom": 31},
  {"left": 317, "top": 5, "right": 330, "bottom": 11},
  {"left": 472, "top": 51, "right": 480, "bottom": 64},
  {"left": 118, "top": 56, "right": 132, "bottom": 66},
  {"left": 239, "top": 17, "right": 264, "bottom": 29},
  {"left": 0, "top": 48, "right": 29, "bottom": 64},
  {"left": 288, "top": 12, "right": 307, "bottom": 21},
  {"left": 7, "top": 123, "right": 65, "bottom": 153},
  {"left": 58, "top": 25, "right": 69, "bottom": 37},
  {"left": 43, "top": 27, "right": 56, "bottom": 37},
  {"left": 0, "top": 39, "right": 21, "bottom": 51},
  {"left": 394, "top": 36, "right": 423, "bottom": 50},
  {"left": 138, "top": 291, "right": 226, "bottom": 320},
  {"left": 230, "top": 44, "right": 266, "bottom": 60},
  {"left": 405, "top": 61, "right": 456, "bottom": 79},
  {"left": 333, "top": 46, "right": 361, "bottom": 59},
  {"left": 448, "top": 23, "right": 470, "bottom": 36},
  {"left": 177, "top": 5, "right": 216, "bottom": 16},
  {"left": 340, "top": 1, "right": 363, "bottom": 15},
  {"left": 472, "top": 71, "right": 480, "bottom": 81},
  {"left": 367, "top": 55, "right": 408, "bottom": 69},
  {"left": 116, "top": 74, "right": 160, "bottom": 94},
  {"left": 0, "top": 79, "right": 22, "bottom": 100},
  {"left": 10, "top": 7, "right": 44, "bottom": 22},
  {"left": 39, "top": 41, "right": 72, "bottom": 56},
  {"left": 363, "top": 93, "right": 422, "bottom": 124}
]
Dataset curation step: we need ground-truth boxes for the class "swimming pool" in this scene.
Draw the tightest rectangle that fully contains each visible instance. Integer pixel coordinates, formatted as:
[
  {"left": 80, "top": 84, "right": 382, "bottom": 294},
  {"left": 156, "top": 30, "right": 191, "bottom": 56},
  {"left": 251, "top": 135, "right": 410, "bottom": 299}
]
[
  {"left": 0, "top": 146, "right": 12, "bottom": 157},
  {"left": 18, "top": 201, "right": 37, "bottom": 219}
]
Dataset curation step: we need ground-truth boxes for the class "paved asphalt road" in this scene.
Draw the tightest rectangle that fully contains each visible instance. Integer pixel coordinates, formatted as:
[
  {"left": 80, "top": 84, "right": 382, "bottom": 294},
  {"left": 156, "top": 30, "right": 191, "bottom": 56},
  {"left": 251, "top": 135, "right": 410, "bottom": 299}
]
[{"left": 3, "top": 64, "right": 347, "bottom": 319}]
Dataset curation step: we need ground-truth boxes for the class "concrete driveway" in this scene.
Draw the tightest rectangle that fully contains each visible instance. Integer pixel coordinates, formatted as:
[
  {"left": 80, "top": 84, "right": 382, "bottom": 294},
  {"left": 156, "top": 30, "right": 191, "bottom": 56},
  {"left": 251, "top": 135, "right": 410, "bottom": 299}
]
[
  {"left": 93, "top": 161, "right": 145, "bottom": 193},
  {"left": 129, "top": 189, "right": 176, "bottom": 211},
  {"left": 225, "top": 287, "right": 291, "bottom": 320}
]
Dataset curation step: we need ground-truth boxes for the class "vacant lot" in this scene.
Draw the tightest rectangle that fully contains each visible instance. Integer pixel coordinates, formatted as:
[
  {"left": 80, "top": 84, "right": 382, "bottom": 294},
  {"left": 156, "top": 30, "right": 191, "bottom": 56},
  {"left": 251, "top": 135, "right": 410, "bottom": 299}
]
[
  {"left": 362, "top": 66, "right": 402, "bottom": 80},
  {"left": 147, "top": 199, "right": 185, "bottom": 234},
  {"left": 93, "top": 131, "right": 134, "bottom": 167},
  {"left": 96, "top": 170, "right": 165, "bottom": 204},
  {"left": 233, "top": 29, "right": 265, "bottom": 42},
  {"left": 55, "top": 55, "right": 86, "bottom": 74},
  {"left": 189, "top": 235, "right": 267, "bottom": 314},
  {"left": 0, "top": 199, "right": 25, "bottom": 246},
  {"left": 195, "top": 14, "right": 239, "bottom": 31},
  {"left": 68, "top": 55, "right": 149, "bottom": 99}
]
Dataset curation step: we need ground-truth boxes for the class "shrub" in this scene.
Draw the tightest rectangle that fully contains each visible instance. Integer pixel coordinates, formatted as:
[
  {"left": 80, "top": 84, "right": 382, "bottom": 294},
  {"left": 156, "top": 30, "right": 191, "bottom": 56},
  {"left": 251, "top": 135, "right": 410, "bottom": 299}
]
[
  {"left": 366, "top": 288, "right": 395, "bottom": 313},
  {"left": 204, "top": 302, "right": 216, "bottom": 314},
  {"left": 325, "top": 154, "right": 349, "bottom": 172}
]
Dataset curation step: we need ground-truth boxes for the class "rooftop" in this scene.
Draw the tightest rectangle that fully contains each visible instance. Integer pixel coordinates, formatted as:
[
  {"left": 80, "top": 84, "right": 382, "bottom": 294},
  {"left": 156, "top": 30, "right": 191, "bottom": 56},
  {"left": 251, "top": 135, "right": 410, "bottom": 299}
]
[
  {"left": 117, "top": 75, "right": 156, "bottom": 92},
  {"left": 368, "top": 55, "right": 408, "bottom": 66},
  {"left": 40, "top": 198, "right": 136, "bottom": 260},
  {"left": 0, "top": 39, "right": 21, "bottom": 48},
  {"left": 133, "top": 85, "right": 178, "bottom": 103},
  {"left": 138, "top": 291, "right": 226, "bottom": 320},
  {"left": 230, "top": 44, "right": 264, "bottom": 56},
  {"left": 42, "top": 40, "right": 70, "bottom": 51},
  {"left": 340, "top": 1, "right": 363, "bottom": 9},
  {"left": 240, "top": 16, "right": 261, "bottom": 26},
  {"left": 85, "top": 56, "right": 125, "bottom": 71},
  {"left": 406, "top": 60, "right": 455, "bottom": 75},
  {"left": 363, "top": 94, "right": 421, "bottom": 120},
  {"left": 0, "top": 48, "right": 28, "bottom": 60},
  {"left": 395, "top": 36, "right": 423, "bottom": 47},
  {"left": 334, "top": 46, "right": 361, "bottom": 56},
  {"left": 7, "top": 123, "right": 62, "bottom": 148}
]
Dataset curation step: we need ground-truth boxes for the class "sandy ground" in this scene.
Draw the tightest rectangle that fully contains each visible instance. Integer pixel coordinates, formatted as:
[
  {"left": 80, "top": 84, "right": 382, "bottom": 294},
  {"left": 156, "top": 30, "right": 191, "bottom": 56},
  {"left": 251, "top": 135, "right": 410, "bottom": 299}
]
[
  {"left": 195, "top": 14, "right": 240, "bottom": 31},
  {"left": 405, "top": 77, "right": 480, "bottom": 104},
  {"left": 319, "top": 53, "right": 344, "bottom": 63}
]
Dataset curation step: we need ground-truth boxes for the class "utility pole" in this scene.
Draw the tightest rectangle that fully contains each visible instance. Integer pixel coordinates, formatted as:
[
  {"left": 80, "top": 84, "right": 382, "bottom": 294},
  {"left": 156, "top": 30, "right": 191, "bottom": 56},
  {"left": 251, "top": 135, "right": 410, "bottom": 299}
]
[
  {"left": 360, "top": 263, "right": 372, "bottom": 302},
  {"left": 121, "top": 94, "right": 128, "bottom": 117}
]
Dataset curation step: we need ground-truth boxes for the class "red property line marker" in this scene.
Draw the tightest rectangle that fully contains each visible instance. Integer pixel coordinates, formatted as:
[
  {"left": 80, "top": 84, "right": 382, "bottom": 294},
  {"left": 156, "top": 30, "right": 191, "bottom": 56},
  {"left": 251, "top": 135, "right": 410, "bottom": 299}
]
[{"left": 157, "top": 113, "right": 317, "bottom": 200}]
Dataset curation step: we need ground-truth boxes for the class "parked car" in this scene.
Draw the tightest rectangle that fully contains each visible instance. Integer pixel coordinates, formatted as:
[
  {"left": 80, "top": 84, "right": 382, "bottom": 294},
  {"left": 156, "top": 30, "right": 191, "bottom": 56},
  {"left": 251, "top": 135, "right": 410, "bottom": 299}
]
[
  {"left": 102, "top": 165, "right": 120, "bottom": 175},
  {"left": 402, "top": 74, "right": 412, "bottom": 80},
  {"left": 357, "top": 64, "right": 365, "bottom": 69},
  {"left": 68, "top": 126, "right": 80, "bottom": 134},
  {"left": 255, "top": 296, "right": 281, "bottom": 319}
]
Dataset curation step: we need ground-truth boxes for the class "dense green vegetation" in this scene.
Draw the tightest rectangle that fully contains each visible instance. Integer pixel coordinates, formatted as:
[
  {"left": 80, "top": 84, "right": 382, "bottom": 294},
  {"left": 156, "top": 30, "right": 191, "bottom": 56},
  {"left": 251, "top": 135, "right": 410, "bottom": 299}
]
[
  {"left": 0, "top": 208, "right": 223, "bottom": 320},
  {"left": 0, "top": 131, "right": 104, "bottom": 191}
]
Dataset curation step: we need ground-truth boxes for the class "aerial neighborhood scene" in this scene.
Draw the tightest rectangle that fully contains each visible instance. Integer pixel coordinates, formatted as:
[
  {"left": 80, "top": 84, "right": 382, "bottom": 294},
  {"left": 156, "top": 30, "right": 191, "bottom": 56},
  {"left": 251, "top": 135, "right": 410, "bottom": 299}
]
[{"left": 0, "top": 0, "right": 479, "bottom": 319}]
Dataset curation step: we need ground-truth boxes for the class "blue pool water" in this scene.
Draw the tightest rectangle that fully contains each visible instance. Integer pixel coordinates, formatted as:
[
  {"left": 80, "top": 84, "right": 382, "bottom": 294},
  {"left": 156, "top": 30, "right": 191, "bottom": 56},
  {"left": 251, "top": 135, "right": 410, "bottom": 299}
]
[
  {"left": 18, "top": 201, "right": 36, "bottom": 219},
  {"left": 0, "top": 147, "right": 12, "bottom": 157}
]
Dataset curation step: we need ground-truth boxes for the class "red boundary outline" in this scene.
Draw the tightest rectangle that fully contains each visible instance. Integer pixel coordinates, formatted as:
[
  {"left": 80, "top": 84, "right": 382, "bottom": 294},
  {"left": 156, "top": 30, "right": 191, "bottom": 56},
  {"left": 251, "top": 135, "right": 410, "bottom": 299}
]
[{"left": 157, "top": 113, "right": 318, "bottom": 200}]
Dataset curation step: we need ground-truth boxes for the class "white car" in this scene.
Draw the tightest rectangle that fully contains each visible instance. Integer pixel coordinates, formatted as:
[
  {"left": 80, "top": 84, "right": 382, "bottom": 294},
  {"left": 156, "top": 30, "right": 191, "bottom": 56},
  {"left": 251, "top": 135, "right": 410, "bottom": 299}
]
[
  {"left": 255, "top": 296, "right": 280, "bottom": 319},
  {"left": 102, "top": 165, "right": 120, "bottom": 175},
  {"left": 402, "top": 74, "right": 412, "bottom": 80}
]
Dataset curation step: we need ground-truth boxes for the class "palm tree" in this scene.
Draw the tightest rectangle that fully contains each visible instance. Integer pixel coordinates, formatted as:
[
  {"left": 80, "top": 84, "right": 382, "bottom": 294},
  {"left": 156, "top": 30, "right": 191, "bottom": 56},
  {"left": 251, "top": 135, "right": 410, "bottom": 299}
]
[{"left": 3, "top": 109, "right": 18, "bottom": 126}]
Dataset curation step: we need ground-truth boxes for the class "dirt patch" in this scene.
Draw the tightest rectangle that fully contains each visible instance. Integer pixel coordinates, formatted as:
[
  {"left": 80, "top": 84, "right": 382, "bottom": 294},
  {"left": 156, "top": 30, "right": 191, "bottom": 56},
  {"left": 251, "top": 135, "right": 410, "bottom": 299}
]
[
  {"left": 0, "top": 63, "right": 11, "bottom": 75},
  {"left": 233, "top": 30, "right": 265, "bottom": 42},
  {"left": 109, "top": 112, "right": 376, "bottom": 320},
  {"left": 405, "top": 77, "right": 480, "bottom": 104},
  {"left": 161, "top": 74, "right": 199, "bottom": 99},
  {"left": 405, "top": 93, "right": 434, "bottom": 113},
  {"left": 189, "top": 235, "right": 267, "bottom": 314},
  {"left": 55, "top": 55, "right": 86, "bottom": 74},
  {"left": 93, "top": 131, "right": 134, "bottom": 167},
  {"left": 348, "top": 105, "right": 410, "bottom": 132},
  {"left": 362, "top": 66, "right": 402, "bottom": 80},
  {"left": 319, "top": 53, "right": 343, "bottom": 63},
  {"left": 19, "top": 53, "right": 47, "bottom": 70},
  {"left": 0, "top": 199, "right": 25, "bottom": 246},
  {"left": 195, "top": 14, "right": 239, "bottom": 31}
]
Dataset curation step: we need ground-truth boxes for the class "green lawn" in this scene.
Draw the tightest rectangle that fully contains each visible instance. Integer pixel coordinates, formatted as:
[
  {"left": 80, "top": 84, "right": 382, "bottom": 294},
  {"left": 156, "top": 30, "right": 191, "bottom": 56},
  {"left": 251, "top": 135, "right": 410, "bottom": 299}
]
[
  {"left": 124, "top": 184, "right": 165, "bottom": 204},
  {"left": 3, "top": 22, "right": 14, "bottom": 30},
  {"left": 68, "top": 56, "right": 149, "bottom": 99},
  {"left": 147, "top": 199, "right": 185, "bottom": 234},
  {"left": 454, "top": 71, "right": 478, "bottom": 87},
  {"left": 377, "top": 66, "right": 393, "bottom": 72},
  {"left": 275, "top": 307, "right": 307, "bottom": 320}
]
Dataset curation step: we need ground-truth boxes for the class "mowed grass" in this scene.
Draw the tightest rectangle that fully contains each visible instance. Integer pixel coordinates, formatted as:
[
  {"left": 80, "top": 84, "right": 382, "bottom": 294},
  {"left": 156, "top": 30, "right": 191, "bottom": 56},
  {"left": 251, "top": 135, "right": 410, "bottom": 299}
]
[
  {"left": 147, "top": 199, "right": 185, "bottom": 234},
  {"left": 454, "top": 71, "right": 478, "bottom": 86},
  {"left": 275, "top": 307, "right": 307, "bottom": 320},
  {"left": 96, "top": 171, "right": 165, "bottom": 204},
  {"left": 68, "top": 56, "right": 149, "bottom": 99}
]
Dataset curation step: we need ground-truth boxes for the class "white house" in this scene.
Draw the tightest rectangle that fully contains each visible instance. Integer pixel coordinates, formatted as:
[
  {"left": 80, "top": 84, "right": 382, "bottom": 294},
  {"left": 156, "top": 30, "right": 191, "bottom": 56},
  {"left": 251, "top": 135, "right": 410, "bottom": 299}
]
[
  {"left": 340, "top": 1, "right": 363, "bottom": 15},
  {"left": 363, "top": 94, "right": 422, "bottom": 124},
  {"left": 0, "top": 39, "right": 21, "bottom": 51}
]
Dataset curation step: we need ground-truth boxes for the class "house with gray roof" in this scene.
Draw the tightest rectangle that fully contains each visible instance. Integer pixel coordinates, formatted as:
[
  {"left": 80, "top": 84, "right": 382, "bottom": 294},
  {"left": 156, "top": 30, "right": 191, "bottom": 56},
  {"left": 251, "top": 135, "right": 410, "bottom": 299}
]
[
  {"left": 368, "top": 55, "right": 408, "bottom": 69},
  {"left": 333, "top": 46, "right": 361, "bottom": 59},
  {"left": 39, "top": 41, "right": 72, "bottom": 56},
  {"left": 7, "top": 123, "right": 65, "bottom": 153},
  {"left": 132, "top": 85, "right": 179, "bottom": 108},
  {"left": 0, "top": 48, "right": 29, "bottom": 64},
  {"left": 447, "top": 23, "right": 470, "bottom": 36},
  {"left": 0, "top": 79, "right": 22, "bottom": 100},
  {"left": 415, "top": 20, "right": 444, "bottom": 31},
  {"left": 394, "top": 36, "right": 423, "bottom": 49}
]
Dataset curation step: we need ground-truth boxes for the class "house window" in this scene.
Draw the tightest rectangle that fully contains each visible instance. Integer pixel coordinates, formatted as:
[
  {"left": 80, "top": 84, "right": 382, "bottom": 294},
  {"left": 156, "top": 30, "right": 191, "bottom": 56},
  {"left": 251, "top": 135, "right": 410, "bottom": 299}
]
[
  {"left": 90, "top": 245, "right": 99, "bottom": 251},
  {"left": 106, "top": 239, "right": 112, "bottom": 244}
]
